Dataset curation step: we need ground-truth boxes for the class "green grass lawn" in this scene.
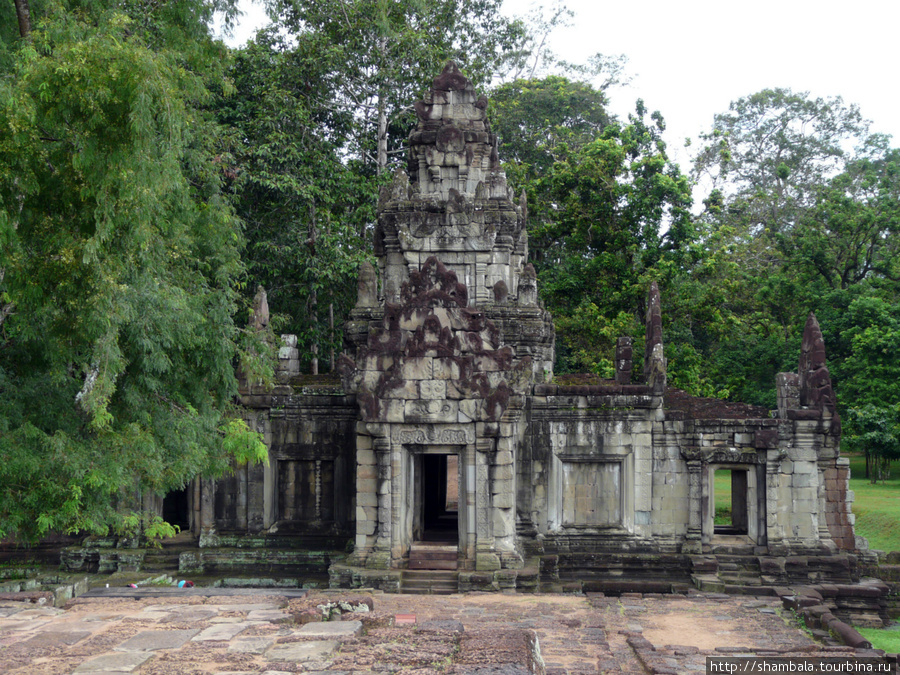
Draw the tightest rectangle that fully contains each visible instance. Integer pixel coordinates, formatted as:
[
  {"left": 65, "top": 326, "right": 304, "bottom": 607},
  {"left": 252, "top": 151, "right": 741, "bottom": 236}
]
[
  {"left": 847, "top": 454, "right": 900, "bottom": 553},
  {"left": 855, "top": 626, "right": 900, "bottom": 652}
]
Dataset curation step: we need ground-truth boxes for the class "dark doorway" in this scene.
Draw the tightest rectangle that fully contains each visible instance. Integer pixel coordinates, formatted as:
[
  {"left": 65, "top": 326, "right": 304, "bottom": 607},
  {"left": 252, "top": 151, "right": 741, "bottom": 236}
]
[
  {"left": 421, "top": 454, "right": 458, "bottom": 542},
  {"left": 162, "top": 487, "right": 191, "bottom": 532},
  {"left": 713, "top": 468, "right": 749, "bottom": 535}
]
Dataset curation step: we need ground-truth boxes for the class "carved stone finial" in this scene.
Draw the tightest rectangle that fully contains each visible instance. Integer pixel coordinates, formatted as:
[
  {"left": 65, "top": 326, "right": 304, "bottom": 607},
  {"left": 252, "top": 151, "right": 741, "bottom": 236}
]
[
  {"left": 643, "top": 282, "right": 666, "bottom": 393},
  {"left": 250, "top": 285, "right": 269, "bottom": 331},
  {"left": 356, "top": 261, "right": 378, "bottom": 308},
  {"left": 799, "top": 312, "right": 840, "bottom": 434},
  {"left": 493, "top": 280, "right": 509, "bottom": 304},
  {"left": 615, "top": 336, "right": 633, "bottom": 385},
  {"left": 432, "top": 61, "right": 470, "bottom": 91},
  {"left": 518, "top": 264, "right": 538, "bottom": 307}
]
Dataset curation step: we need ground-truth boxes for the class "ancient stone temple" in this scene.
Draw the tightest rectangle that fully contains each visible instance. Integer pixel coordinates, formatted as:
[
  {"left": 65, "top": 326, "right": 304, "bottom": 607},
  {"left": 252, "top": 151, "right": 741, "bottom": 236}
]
[{"left": 61, "top": 62, "right": 862, "bottom": 595}]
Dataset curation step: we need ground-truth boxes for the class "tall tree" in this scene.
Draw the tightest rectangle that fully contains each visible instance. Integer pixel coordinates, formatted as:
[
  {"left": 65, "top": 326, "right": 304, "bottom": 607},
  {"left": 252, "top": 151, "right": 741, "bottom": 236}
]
[
  {"left": 0, "top": 0, "right": 265, "bottom": 541},
  {"left": 528, "top": 102, "right": 694, "bottom": 375},
  {"left": 266, "top": 0, "right": 529, "bottom": 173},
  {"left": 685, "top": 90, "right": 898, "bottom": 407},
  {"left": 217, "top": 34, "right": 376, "bottom": 368},
  {"left": 489, "top": 75, "right": 611, "bottom": 191},
  {"left": 693, "top": 88, "right": 874, "bottom": 235},
  {"left": 780, "top": 147, "right": 900, "bottom": 290}
]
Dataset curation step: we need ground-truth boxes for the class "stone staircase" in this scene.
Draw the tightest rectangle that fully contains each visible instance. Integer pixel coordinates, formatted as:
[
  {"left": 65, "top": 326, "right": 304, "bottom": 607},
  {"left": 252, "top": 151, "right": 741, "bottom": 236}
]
[
  {"left": 400, "top": 569, "right": 458, "bottom": 594},
  {"left": 141, "top": 531, "right": 196, "bottom": 574},
  {"left": 716, "top": 554, "right": 763, "bottom": 586},
  {"left": 691, "top": 554, "right": 763, "bottom": 592},
  {"left": 408, "top": 543, "right": 458, "bottom": 570},
  {"left": 691, "top": 552, "right": 859, "bottom": 593},
  {"left": 141, "top": 548, "right": 181, "bottom": 574}
]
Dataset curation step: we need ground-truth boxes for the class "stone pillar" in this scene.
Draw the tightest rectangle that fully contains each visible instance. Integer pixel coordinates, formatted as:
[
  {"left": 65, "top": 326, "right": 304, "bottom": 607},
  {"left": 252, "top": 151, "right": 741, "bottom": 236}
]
[
  {"left": 765, "top": 451, "right": 784, "bottom": 553},
  {"left": 493, "top": 434, "right": 522, "bottom": 568},
  {"left": 389, "top": 442, "right": 405, "bottom": 567},
  {"left": 191, "top": 477, "right": 201, "bottom": 536},
  {"left": 263, "top": 448, "right": 276, "bottom": 530},
  {"left": 683, "top": 459, "right": 703, "bottom": 553},
  {"left": 775, "top": 373, "right": 800, "bottom": 419},
  {"left": 816, "top": 459, "right": 837, "bottom": 549},
  {"left": 475, "top": 438, "right": 500, "bottom": 571},
  {"left": 463, "top": 444, "right": 477, "bottom": 566},
  {"left": 234, "top": 464, "right": 248, "bottom": 531},
  {"left": 615, "top": 337, "right": 633, "bottom": 385},
  {"left": 367, "top": 437, "right": 393, "bottom": 569},
  {"left": 351, "top": 431, "right": 378, "bottom": 565},
  {"left": 198, "top": 478, "right": 218, "bottom": 547}
]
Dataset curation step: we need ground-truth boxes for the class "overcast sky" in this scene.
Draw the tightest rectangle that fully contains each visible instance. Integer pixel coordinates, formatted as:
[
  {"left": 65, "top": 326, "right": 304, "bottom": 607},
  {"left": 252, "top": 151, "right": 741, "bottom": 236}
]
[{"left": 218, "top": 0, "right": 899, "bottom": 170}]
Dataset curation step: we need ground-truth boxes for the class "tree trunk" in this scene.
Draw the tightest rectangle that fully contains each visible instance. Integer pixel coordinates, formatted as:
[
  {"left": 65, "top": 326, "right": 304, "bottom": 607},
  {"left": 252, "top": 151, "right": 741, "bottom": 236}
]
[
  {"left": 377, "top": 97, "right": 388, "bottom": 174},
  {"left": 308, "top": 204, "right": 318, "bottom": 376},
  {"left": 13, "top": 0, "right": 31, "bottom": 38},
  {"left": 329, "top": 302, "right": 334, "bottom": 372},
  {"left": 0, "top": 302, "right": 13, "bottom": 328}
]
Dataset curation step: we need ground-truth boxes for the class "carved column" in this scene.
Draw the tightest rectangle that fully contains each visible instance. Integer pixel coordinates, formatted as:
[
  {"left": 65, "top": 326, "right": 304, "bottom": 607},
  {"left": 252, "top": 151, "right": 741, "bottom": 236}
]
[
  {"left": 366, "top": 436, "right": 393, "bottom": 569},
  {"left": 683, "top": 459, "right": 703, "bottom": 553},
  {"left": 765, "top": 451, "right": 784, "bottom": 553},
  {"left": 474, "top": 438, "right": 500, "bottom": 571},
  {"left": 198, "top": 478, "right": 218, "bottom": 547}
]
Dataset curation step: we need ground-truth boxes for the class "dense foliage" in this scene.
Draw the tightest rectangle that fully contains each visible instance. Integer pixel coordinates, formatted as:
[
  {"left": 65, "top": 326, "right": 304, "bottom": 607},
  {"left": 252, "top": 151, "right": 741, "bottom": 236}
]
[{"left": 0, "top": 0, "right": 266, "bottom": 541}]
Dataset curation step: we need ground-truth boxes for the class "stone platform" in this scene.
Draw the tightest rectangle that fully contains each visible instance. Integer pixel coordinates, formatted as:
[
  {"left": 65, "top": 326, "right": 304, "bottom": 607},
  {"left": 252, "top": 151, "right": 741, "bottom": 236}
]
[{"left": 0, "top": 588, "right": 892, "bottom": 674}]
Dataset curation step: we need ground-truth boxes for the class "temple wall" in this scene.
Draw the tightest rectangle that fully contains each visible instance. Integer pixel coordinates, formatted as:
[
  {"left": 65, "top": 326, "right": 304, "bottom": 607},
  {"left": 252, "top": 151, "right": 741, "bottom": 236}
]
[{"left": 206, "top": 387, "right": 357, "bottom": 548}]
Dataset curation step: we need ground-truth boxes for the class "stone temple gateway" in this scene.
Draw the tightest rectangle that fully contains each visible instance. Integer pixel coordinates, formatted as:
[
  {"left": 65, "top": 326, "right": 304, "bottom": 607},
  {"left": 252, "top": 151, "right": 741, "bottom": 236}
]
[{"left": 64, "top": 63, "right": 863, "bottom": 595}]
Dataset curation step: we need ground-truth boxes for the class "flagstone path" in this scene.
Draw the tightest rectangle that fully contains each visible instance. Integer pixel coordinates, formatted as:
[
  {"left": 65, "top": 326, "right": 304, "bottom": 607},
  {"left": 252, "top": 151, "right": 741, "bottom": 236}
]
[{"left": 0, "top": 588, "right": 878, "bottom": 674}]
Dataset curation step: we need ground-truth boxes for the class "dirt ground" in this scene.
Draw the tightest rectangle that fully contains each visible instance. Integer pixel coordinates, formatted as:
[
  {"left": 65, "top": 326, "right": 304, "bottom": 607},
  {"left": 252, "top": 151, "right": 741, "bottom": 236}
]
[{"left": 0, "top": 589, "right": 863, "bottom": 675}]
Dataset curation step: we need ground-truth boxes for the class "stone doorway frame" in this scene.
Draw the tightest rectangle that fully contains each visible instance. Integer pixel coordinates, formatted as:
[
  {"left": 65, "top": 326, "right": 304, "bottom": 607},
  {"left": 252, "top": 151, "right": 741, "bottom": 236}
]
[
  {"left": 704, "top": 463, "right": 760, "bottom": 545},
  {"left": 404, "top": 444, "right": 469, "bottom": 566}
]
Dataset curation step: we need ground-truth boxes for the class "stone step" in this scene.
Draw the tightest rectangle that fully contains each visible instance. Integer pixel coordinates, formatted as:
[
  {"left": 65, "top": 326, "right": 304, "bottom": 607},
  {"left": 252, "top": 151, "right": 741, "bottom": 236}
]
[
  {"left": 141, "top": 553, "right": 180, "bottom": 572},
  {"left": 403, "top": 570, "right": 458, "bottom": 581},
  {"left": 401, "top": 569, "right": 458, "bottom": 595},
  {"left": 399, "top": 586, "right": 456, "bottom": 595},
  {"left": 719, "top": 575, "right": 763, "bottom": 585},
  {"left": 409, "top": 559, "right": 458, "bottom": 570},
  {"left": 409, "top": 544, "right": 457, "bottom": 558},
  {"left": 408, "top": 544, "right": 458, "bottom": 570}
]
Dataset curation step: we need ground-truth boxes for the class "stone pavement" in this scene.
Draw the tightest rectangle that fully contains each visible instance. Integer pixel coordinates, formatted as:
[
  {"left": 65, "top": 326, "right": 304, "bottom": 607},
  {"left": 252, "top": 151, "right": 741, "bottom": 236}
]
[{"left": 0, "top": 589, "right": 882, "bottom": 674}]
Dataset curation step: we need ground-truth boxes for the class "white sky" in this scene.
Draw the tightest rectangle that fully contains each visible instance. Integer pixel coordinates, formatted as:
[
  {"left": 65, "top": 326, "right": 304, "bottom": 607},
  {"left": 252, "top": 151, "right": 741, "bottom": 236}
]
[{"left": 218, "top": 0, "right": 900, "bottom": 171}]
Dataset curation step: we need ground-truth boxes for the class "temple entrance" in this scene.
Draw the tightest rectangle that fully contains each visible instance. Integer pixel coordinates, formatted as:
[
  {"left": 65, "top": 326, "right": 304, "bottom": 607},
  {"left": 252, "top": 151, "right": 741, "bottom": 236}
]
[
  {"left": 162, "top": 487, "right": 191, "bottom": 532},
  {"left": 420, "top": 454, "right": 459, "bottom": 542},
  {"left": 409, "top": 451, "right": 460, "bottom": 571}
]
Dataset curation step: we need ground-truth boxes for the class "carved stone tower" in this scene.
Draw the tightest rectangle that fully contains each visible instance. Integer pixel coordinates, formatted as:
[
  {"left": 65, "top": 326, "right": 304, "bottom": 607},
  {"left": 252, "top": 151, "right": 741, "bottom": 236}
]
[{"left": 340, "top": 63, "right": 555, "bottom": 573}]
